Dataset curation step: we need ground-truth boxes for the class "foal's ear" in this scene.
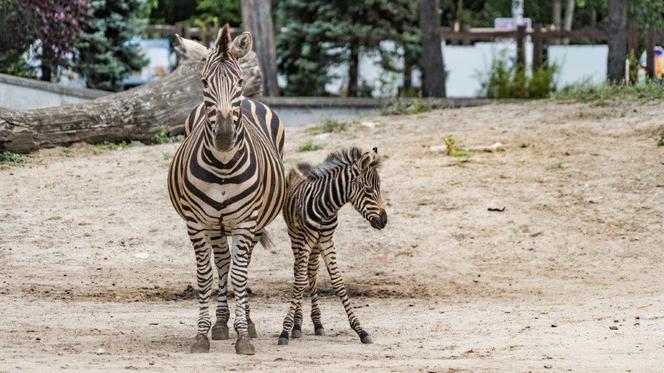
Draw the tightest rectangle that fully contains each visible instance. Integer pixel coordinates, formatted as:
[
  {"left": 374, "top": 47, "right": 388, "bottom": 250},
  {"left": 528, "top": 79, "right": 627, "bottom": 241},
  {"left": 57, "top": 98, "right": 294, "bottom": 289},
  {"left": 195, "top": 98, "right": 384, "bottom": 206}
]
[
  {"left": 356, "top": 148, "right": 380, "bottom": 171},
  {"left": 230, "top": 32, "right": 252, "bottom": 59}
]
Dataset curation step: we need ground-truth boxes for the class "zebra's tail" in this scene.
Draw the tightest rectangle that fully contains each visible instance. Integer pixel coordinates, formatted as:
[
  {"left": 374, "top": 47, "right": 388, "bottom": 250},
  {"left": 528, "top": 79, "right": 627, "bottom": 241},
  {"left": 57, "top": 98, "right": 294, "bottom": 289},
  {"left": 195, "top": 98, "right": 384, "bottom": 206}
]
[{"left": 259, "top": 230, "right": 275, "bottom": 251}]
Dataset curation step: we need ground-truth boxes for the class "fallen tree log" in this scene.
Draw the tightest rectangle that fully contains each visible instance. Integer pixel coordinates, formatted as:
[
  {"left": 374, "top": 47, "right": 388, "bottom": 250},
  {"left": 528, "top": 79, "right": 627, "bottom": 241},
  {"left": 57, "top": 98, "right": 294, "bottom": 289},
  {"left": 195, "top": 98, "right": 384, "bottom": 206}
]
[{"left": 0, "top": 52, "right": 262, "bottom": 153}]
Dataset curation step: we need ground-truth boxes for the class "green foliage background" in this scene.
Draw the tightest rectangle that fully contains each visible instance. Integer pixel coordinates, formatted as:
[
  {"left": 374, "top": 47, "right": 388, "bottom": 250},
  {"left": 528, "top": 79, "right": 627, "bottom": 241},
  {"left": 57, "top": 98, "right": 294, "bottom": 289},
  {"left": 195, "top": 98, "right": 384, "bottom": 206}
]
[{"left": 75, "top": 0, "right": 148, "bottom": 91}]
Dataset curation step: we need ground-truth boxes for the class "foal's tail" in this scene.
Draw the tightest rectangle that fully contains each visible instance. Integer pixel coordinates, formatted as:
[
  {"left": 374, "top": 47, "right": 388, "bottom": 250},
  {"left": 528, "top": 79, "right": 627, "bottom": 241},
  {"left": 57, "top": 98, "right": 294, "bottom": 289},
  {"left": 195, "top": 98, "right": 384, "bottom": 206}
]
[{"left": 259, "top": 229, "right": 275, "bottom": 251}]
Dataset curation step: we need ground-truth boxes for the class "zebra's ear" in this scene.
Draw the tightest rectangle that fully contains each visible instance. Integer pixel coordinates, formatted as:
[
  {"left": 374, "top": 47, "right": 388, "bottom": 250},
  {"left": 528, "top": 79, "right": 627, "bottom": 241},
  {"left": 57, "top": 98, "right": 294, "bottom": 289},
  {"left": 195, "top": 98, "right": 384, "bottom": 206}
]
[
  {"left": 230, "top": 32, "right": 252, "bottom": 59},
  {"left": 174, "top": 34, "right": 209, "bottom": 61},
  {"left": 215, "top": 23, "right": 231, "bottom": 58},
  {"left": 356, "top": 150, "right": 379, "bottom": 171}
]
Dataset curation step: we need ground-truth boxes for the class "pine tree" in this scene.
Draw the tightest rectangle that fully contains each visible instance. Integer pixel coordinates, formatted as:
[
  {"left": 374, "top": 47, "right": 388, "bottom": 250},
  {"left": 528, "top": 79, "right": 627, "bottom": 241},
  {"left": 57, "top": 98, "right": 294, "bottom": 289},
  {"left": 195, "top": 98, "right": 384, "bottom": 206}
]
[
  {"left": 276, "top": 0, "right": 419, "bottom": 97},
  {"left": 75, "top": 0, "right": 148, "bottom": 91}
]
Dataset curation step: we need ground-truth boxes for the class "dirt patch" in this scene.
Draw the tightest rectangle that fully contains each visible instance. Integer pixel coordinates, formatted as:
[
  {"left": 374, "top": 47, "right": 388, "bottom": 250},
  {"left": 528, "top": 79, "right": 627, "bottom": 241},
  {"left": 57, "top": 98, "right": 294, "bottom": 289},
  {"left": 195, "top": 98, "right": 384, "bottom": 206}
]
[{"left": 1, "top": 100, "right": 664, "bottom": 371}]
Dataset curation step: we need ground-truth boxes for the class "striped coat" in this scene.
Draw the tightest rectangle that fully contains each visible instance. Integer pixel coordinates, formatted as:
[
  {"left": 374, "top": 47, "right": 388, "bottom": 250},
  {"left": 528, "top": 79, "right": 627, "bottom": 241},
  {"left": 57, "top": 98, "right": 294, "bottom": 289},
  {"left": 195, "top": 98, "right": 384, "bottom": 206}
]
[
  {"left": 277, "top": 147, "right": 387, "bottom": 346},
  {"left": 167, "top": 25, "right": 285, "bottom": 355}
]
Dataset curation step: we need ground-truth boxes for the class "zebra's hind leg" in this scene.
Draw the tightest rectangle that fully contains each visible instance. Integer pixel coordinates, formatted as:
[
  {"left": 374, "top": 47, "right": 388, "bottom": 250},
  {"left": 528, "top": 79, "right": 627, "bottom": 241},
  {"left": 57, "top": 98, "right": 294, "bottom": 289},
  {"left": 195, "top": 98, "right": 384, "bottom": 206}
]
[
  {"left": 188, "top": 225, "right": 214, "bottom": 353},
  {"left": 245, "top": 302, "right": 258, "bottom": 338},
  {"left": 278, "top": 243, "right": 310, "bottom": 345},
  {"left": 321, "top": 240, "right": 372, "bottom": 344},
  {"left": 291, "top": 305, "right": 303, "bottom": 338},
  {"left": 210, "top": 233, "right": 230, "bottom": 341},
  {"left": 308, "top": 246, "right": 325, "bottom": 336}
]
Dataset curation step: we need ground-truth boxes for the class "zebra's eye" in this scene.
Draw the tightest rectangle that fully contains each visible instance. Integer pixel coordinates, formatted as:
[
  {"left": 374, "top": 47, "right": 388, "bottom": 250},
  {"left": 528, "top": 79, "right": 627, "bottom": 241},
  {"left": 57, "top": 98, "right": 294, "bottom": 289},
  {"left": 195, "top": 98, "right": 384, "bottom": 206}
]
[
  {"left": 238, "top": 79, "right": 244, "bottom": 85},
  {"left": 202, "top": 80, "right": 209, "bottom": 88}
]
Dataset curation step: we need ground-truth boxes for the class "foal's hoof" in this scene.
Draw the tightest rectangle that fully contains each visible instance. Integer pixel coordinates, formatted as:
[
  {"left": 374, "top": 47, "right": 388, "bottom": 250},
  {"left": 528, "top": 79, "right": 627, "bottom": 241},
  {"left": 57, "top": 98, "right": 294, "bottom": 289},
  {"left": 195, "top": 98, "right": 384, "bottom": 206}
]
[
  {"left": 277, "top": 331, "right": 289, "bottom": 345},
  {"left": 190, "top": 334, "right": 210, "bottom": 353},
  {"left": 291, "top": 325, "right": 302, "bottom": 339},
  {"left": 234, "top": 337, "right": 255, "bottom": 355},
  {"left": 248, "top": 321, "right": 258, "bottom": 339},
  {"left": 211, "top": 322, "right": 229, "bottom": 340},
  {"left": 314, "top": 327, "right": 326, "bottom": 336},
  {"left": 359, "top": 331, "right": 373, "bottom": 344}
]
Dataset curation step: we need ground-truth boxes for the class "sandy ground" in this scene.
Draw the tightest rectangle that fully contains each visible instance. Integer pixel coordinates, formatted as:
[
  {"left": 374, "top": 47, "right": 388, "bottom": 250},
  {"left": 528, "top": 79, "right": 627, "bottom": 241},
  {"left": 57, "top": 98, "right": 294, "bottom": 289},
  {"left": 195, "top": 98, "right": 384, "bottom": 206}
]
[{"left": 1, "top": 100, "right": 663, "bottom": 372}]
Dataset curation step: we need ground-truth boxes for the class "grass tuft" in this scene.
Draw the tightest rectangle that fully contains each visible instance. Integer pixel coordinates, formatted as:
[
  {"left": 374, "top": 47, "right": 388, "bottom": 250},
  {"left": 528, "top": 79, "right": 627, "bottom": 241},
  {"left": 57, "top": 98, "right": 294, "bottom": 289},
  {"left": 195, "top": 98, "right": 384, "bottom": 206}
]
[
  {"left": 297, "top": 140, "right": 324, "bottom": 152},
  {"left": 381, "top": 99, "right": 434, "bottom": 116},
  {"left": 305, "top": 117, "right": 353, "bottom": 135},
  {"left": 443, "top": 137, "right": 473, "bottom": 158},
  {"left": 0, "top": 151, "right": 27, "bottom": 166},
  {"left": 553, "top": 82, "right": 664, "bottom": 106},
  {"left": 150, "top": 130, "right": 182, "bottom": 144}
]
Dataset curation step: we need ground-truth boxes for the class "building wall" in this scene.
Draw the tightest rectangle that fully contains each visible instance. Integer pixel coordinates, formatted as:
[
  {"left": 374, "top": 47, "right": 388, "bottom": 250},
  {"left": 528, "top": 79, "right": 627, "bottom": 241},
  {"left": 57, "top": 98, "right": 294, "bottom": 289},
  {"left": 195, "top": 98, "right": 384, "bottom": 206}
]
[{"left": 0, "top": 74, "right": 108, "bottom": 110}]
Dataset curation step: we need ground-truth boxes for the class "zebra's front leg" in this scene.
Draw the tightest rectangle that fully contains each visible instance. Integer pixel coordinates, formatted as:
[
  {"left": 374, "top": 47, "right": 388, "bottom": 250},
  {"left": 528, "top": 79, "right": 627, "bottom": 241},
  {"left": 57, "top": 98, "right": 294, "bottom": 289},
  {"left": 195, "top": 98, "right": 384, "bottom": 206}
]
[
  {"left": 308, "top": 245, "right": 325, "bottom": 336},
  {"left": 278, "top": 242, "right": 311, "bottom": 345},
  {"left": 210, "top": 233, "right": 230, "bottom": 341},
  {"left": 321, "top": 240, "right": 372, "bottom": 344},
  {"left": 245, "top": 234, "right": 261, "bottom": 338},
  {"left": 188, "top": 225, "right": 214, "bottom": 353},
  {"left": 230, "top": 226, "right": 259, "bottom": 355}
]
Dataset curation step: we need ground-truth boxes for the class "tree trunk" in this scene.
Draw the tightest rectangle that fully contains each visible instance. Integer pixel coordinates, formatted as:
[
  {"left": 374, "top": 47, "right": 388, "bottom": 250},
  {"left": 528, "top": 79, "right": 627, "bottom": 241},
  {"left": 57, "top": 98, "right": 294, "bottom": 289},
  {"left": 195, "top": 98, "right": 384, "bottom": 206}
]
[
  {"left": 418, "top": 0, "right": 446, "bottom": 97},
  {"left": 563, "top": 0, "right": 575, "bottom": 31},
  {"left": 241, "top": 0, "right": 279, "bottom": 96},
  {"left": 0, "top": 58, "right": 261, "bottom": 153},
  {"left": 607, "top": 0, "right": 627, "bottom": 83},
  {"left": 561, "top": 0, "right": 575, "bottom": 44},
  {"left": 552, "top": 0, "right": 561, "bottom": 44},
  {"left": 347, "top": 43, "right": 359, "bottom": 97}
]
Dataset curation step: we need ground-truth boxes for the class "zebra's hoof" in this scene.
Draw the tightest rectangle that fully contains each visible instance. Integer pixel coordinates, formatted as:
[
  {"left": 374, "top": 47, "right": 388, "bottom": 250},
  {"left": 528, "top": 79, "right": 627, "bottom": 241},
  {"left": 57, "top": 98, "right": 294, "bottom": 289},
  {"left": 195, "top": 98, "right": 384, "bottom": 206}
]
[
  {"left": 248, "top": 321, "right": 258, "bottom": 338},
  {"left": 211, "top": 322, "right": 229, "bottom": 340},
  {"left": 277, "top": 331, "right": 289, "bottom": 345},
  {"left": 291, "top": 325, "right": 302, "bottom": 339},
  {"left": 190, "top": 334, "right": 210, "bottom": 353},
  {"left": 314, "top": 327, "right": 326, "bottom": 336},
  {"left": 234, "top": 337, "right": 255, "bottom": 355},
  {"left": 359, "top": 331, "right": 373, "bottom": 344}
]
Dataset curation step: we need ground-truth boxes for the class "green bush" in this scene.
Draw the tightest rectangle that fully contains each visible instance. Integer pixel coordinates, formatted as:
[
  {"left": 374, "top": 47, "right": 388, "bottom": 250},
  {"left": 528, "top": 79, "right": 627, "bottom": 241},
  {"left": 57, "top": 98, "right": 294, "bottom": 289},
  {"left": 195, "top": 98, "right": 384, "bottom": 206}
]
[{"left": 482, "top": 57, "right": 558, "bottom": 99}]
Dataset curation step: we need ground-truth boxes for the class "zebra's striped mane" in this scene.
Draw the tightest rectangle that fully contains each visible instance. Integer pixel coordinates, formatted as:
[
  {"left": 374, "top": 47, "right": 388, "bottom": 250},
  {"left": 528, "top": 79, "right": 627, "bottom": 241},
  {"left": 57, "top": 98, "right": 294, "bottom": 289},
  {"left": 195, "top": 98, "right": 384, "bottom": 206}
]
[{"left": 305, "top": 147, "right": 374, "bottom": 180}]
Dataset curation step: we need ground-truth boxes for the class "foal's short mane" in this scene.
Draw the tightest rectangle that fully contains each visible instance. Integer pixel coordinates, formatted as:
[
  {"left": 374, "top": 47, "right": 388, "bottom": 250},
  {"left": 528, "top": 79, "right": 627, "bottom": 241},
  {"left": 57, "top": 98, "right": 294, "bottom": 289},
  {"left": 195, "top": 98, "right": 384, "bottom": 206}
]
[{"left": 306, "top": 147, "right": 371, "bottom": 180}]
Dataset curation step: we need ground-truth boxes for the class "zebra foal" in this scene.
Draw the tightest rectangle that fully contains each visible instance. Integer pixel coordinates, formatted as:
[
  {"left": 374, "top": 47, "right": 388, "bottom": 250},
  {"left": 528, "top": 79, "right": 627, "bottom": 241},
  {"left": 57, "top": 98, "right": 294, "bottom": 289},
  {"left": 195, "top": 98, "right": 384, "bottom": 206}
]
[
  {"left": 278, "top": 147, "right": 387, "bottom": 346},
  {"left": 168, "top": 25, "right": 286, "bottom": 355}
]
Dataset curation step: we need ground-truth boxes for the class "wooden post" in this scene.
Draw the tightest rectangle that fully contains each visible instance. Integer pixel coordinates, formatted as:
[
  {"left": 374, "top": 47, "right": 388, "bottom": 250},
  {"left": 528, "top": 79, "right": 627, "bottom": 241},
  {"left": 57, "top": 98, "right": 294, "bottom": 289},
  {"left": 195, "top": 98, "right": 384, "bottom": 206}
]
[
  {"left": 646, "top": 26, "right": 655, "bottom": 79},
  {"left": 241, "top": 0, "right": 280, "bottom": 96},
  {"left": 533, "top": 24, "right": 543, "bottom": 71},
  {"left": 516, "top": 25, "right": 526, "bottom": 70},
  {"left": 462, "top": 25, "right": 470, "bottom": 46}
]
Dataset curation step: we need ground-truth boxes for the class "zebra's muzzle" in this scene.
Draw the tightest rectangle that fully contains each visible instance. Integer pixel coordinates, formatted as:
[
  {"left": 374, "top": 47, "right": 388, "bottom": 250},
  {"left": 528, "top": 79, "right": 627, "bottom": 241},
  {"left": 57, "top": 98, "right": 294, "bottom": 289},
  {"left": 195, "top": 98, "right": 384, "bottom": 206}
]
[
  {"left": 369, "top": 209, "right": 388, "bottom": 230},
  {"left": 214, "top": 116, "right": 235, "bottom": 151}
]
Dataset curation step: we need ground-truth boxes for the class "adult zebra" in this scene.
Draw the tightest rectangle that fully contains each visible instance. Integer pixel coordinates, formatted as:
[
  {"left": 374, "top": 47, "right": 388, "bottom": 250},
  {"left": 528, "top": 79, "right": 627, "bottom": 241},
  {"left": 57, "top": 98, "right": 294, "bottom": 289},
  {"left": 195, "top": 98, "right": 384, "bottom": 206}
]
[
  {"left": 168, "top": 25, "right": 286, "bottom": 355},
  {"left": 278, "top": 147, "right": 387, "bottom": 346}
]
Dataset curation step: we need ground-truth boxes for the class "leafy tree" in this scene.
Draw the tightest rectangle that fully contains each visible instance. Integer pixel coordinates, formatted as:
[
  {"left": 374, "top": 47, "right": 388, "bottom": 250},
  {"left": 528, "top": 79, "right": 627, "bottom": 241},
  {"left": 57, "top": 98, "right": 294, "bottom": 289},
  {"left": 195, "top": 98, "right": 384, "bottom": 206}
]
[
  {"left": 194, "top": 0, "right": 241, "bottom": 27},
  {"left": 75, "top": 0, "right": 148, "bottom": 91},
  {"left": 276, "top": 0, "right": 419, "bottom": 97},
  {"left": 145, "top": 0, "right": 240, "bottom": 27},
  {"left": 0, "top": 0, "right": 89, "bottom": 81},
  {"left": 0, "top": 0, "right": 36, "bottom": 76}
]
